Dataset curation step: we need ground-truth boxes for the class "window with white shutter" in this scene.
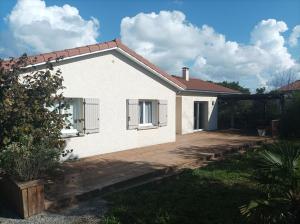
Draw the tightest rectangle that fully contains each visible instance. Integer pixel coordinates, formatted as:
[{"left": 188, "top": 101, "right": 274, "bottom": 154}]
[
  {"left": 53, "top": 98, "right": 84, "bottom": 137},
  {"left": 158, "top": 100, "right": 168, "bottom": 127},
  {"left": 83, "top": 98, "right": 100, "bottom": 134},
  {"left": 127, "top": 99, "right": 139, "bottom": 130}
]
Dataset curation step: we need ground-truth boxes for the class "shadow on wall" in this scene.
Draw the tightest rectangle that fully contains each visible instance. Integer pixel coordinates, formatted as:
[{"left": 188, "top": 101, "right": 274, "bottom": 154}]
[{"left": 208, "top": 99, "right": 218, "bottom": 130}]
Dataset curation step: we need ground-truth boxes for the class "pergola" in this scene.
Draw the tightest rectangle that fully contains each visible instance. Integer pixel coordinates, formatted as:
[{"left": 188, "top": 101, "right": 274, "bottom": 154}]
[{"left": 218, "top": 93, "right": 285, "bottom": 129}]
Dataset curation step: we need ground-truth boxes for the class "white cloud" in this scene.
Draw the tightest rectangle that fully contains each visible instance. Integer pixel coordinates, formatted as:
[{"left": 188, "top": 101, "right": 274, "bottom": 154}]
[
  {"left": 121, "top": 11, "right": 299, "bottom": 89},
  {"left": 1, "top": 0, "right": 99, "bottom": 57},
  {"left": 289, "top": 25, "right": 300, "bottom": 47}
]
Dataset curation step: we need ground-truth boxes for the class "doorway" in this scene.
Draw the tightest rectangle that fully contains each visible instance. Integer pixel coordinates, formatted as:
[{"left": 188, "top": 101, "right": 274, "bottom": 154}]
[{"left": 194, "top": 101, "right": 207, "bottom": 130}]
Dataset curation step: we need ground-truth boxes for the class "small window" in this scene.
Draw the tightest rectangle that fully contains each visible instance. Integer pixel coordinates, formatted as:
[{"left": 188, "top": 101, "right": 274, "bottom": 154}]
[
  {"left": 139, "top": 100, "right": 153, "bottom": 126},
  {"left": 60, "top": 98, "right": 84, "bottom": 137}
]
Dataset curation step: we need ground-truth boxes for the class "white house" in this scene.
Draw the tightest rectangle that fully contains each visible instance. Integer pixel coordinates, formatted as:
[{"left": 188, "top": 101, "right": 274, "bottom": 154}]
[{"left": 21, "top": 39, "right": 239, "bottom": 158}]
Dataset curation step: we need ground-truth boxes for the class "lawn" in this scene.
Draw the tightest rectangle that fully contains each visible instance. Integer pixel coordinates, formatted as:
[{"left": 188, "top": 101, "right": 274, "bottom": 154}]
[{"left": 102, "top": 150, "right": 263, "bottom": 224}]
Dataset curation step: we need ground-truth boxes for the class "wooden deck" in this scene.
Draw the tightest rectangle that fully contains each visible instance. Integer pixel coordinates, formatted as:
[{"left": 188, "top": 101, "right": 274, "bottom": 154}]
[{"left": 45, "top": 130, "right": 269, "bottom": 210}]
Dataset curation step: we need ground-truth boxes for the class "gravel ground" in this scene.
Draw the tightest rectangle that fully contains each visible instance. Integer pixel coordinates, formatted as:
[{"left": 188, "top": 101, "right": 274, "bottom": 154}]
[{"left": 0, "top": 197, "right": 107, "bottom": 224}]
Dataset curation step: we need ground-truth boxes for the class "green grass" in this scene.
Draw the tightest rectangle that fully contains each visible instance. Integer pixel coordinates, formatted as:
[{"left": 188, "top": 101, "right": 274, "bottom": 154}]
[{"left": 102, "top": 150, "right": 264, "bottom": 224}]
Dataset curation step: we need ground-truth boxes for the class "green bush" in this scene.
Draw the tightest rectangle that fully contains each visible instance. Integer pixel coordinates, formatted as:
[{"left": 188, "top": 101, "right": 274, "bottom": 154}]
[
  {"left": 0, "top": 135, "right": 64, "bottom": 181},
  {"left": 280, "top": 93, "right": 300, "bottom": 138},
  {"left": 0, "top": 55, "right": 69, "bottom": 181},
  {"left": 240, "top": 142, "right": 300, "bottom": 223}
]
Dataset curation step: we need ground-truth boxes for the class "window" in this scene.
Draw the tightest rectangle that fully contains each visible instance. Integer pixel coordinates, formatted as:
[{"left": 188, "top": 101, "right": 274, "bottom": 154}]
[
  {"left": 139, "top": 100, "right": 153, "bottom": 126},
  {"left": 127, "top": 99, "right": 167, "bottom": 130},
  {"left": 49, "top": 97, "right": 99, "bottom": 137},
  {"left": 60, "top": 98, "right": 84, "bottom": 137}
]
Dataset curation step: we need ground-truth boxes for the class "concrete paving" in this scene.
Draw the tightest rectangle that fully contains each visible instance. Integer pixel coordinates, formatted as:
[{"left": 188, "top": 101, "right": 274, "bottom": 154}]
[{"left": 45, "top": 130, "right": 268, "bottom": 209}]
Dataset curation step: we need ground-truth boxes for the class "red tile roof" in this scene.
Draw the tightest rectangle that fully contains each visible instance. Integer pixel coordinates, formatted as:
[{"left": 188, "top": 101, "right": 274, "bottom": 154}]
[
  {"left": 1, "top": 39, "right": 239, "bottom": 93},
  {"left": 172, "top": 76, "right": 240, "bottom": 93},
  {"left": 279, "top": 80, "right": 300, "bottom": 92}
]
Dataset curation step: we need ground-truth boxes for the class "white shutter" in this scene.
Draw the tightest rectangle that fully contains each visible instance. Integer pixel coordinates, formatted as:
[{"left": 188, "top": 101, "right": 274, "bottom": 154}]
[
  {"left": 158, "top": 100, "right": 168, "bottom": 127},
  {"left": 127, "top": 99, "right": 139, "bottom": 130},
  {"left": 84, "top": 98, "right": 99, "bottom": 134},
  {"left": 152, "top": 100, "right": 159, "bottom": 126}
]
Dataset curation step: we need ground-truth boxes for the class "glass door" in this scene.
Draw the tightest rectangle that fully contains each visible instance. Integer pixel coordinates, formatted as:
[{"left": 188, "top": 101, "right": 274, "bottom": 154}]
[{"left": 194, "top": 102, "right": 204, "bottom": 130}]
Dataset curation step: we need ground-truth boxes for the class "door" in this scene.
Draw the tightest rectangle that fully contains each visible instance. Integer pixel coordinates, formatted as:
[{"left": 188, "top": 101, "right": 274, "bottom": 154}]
[{"left": 194, "top": 101, "right": 204, "bottom": 130}]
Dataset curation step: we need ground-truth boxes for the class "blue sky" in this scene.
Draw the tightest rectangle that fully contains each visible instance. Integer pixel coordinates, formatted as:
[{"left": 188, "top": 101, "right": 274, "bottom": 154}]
[{"left": 0, "top": 0, "right": 300, "bottom": 89}]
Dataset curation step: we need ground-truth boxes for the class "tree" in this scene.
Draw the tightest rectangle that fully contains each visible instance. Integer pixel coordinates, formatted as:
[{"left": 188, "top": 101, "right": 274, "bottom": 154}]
[
  {"left": 256, "top": 87, "right": 266, "bottom": 94},
  {"left": 0, "top": 55, "right": 67, "bottom": 149},
  {"left": 270, "top": 69, "right": 298, "bottom": 91},
  {"left": 0, "top": 55, "right": 69, "bottom": 181},
  {"left": 211, "top": 81, "right": 251, "bottom": 94}
]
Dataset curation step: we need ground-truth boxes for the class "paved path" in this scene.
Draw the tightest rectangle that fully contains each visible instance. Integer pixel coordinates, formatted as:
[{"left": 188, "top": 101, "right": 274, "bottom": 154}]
[{"left": 45, "top": 130, "right": 268, "bottom": 209}]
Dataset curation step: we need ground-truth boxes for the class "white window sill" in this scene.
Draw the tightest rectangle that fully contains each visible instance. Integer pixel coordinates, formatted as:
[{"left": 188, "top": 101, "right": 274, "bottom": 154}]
[
  {"left": 138, "top": 124, "right": 158, "bottom": 130},
  {"left": 61, "top": 129, "right": 84, "bottom": 138}
]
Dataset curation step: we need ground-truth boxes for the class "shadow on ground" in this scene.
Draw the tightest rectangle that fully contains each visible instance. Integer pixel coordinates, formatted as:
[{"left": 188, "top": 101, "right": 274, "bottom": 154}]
[{"left": 102, "top": 151, "right": 261, "bottom": 224}]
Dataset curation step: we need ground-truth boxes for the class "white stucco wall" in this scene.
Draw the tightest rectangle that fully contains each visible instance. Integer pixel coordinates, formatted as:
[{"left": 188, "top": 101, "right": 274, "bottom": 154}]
[
  {"left": 176, "top": 94, "right": 218, "bottom": 134},
  {"left": 49, "top": 50, "right": 176, "bottom": 158}
]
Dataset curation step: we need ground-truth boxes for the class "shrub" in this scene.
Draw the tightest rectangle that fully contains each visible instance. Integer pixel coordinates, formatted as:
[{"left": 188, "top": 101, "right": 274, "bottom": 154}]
[
  {"left": 240, "top": 142, "right": 300, "bottom": 223},
  {"left": 0, "top": 135, "right": 64, "bottom": 181},
  {"left": 0, "top": 55, "right": 67, "bottom": 150},
  {"left": 0, "top": 55, "right": 69, "bottom": 181},
  {"left": 280, "top": 92, "right": 300, "bottom": 138}
]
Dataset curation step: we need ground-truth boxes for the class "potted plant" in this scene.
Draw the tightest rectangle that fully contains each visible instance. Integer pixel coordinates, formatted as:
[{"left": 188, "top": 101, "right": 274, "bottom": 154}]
[
  {"left": 0, "top": 56, "right": 68, "bottom": 218},
  {"left": 0, "top": 136, "right": 65, "bottom": 218}
]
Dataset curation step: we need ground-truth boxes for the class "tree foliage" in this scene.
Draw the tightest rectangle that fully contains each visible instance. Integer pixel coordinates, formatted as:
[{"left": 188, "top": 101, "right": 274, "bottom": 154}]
[
  {"left": 0, "top": 55, "right": 67, "bottom": 149},
  {"left": 0, "top": 55, "right": 69, "bottom": 180},
  {"left": 212, "top": 81, "right": 251, "bottom": 94}
]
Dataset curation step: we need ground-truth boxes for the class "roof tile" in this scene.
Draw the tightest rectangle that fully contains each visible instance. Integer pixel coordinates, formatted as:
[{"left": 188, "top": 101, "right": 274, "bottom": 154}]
[
  {"left": 66, "top": 48, "right": 80, "bottom": 57},
  {"left": 54, "top": 50, "right": 69, "bottom": 59},
  {"left": 29, "top": 55, "right": 45, "bottom": 64},
  {"left": 42, "top": 52, "right": 57, "bottom": 61},
  {"left": 98, "top": 42, "right": 109, "bottom": 51},
  {"left": 172, "top": 76, "right": 240, "bottom": 93},
  {"left": 279, "top": 80, "right": 300, "bottom": 91},
  {"left": 78, "top": 46, "right": 90, "bottom": 54},
  {"left": 88, "top": 44, "right": 100, "bottom": 52}
]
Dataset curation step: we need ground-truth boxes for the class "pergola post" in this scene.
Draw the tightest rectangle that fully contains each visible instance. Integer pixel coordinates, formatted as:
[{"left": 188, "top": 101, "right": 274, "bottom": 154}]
[{"left": 229, "top": 100, "right": 235, "bottom": 129}]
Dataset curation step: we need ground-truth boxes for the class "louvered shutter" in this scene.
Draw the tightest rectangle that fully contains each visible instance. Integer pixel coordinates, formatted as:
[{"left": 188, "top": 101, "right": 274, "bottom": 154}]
[
  {"left": 127, "top": 99, "right": 139, "bottom": 130},
  {"left": 158, "top": 100, "right": 168, "bottom": 127},
  {"left": 84, "top": 98, "right": 100, "bottom": 134},
  {"left": 152, "top": 100, "right": 159, "bottom": 126}
]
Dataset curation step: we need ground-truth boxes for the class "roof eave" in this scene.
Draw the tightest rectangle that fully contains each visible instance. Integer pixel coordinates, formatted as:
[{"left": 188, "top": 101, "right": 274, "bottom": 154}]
[
  {"left": 20, "top": 45, "right": 185, "bottom": 91},
  {"left": 179, "top": 89, "right": 241, "bottom": 95}
]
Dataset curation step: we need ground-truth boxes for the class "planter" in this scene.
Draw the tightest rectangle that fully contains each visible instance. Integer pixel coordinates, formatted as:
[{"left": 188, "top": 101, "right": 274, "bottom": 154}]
[{"left": 0, "top": 176, "right": 44, "bottom": 218}]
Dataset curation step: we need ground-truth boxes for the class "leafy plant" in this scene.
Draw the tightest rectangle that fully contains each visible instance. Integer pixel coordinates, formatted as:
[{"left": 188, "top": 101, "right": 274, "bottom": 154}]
[
  {"left": 240, "top": 142, "right": 300, "bottom": 223},
  {"left": 280, "top": 92, "right": 300, "bottom": 138},
  {"left": 0, "top": 55, "right": 67, "bottom": 149},
  {"left": 0, "top": 55, "right": 69, "bottom": 181},
  {"left": 0, "top": 135, "right": 64, "bottom": 181}
]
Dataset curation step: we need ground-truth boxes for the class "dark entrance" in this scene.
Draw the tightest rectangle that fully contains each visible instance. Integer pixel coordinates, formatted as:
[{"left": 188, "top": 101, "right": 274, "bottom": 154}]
[{"left": 194, "top": 101, "right": 205, "bottom": 130}]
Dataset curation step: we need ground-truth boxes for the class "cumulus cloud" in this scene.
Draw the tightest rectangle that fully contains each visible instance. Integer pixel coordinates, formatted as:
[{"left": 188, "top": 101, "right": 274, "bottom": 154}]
[
  {"left": 121, "top": 11, "right": 299, "bottom": 89},
  {"left": 0, "top": 0, "right": 99, "bottom": 57},
  {"left": 289, "top": 25, "right": 300, "bottom": 47}
]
